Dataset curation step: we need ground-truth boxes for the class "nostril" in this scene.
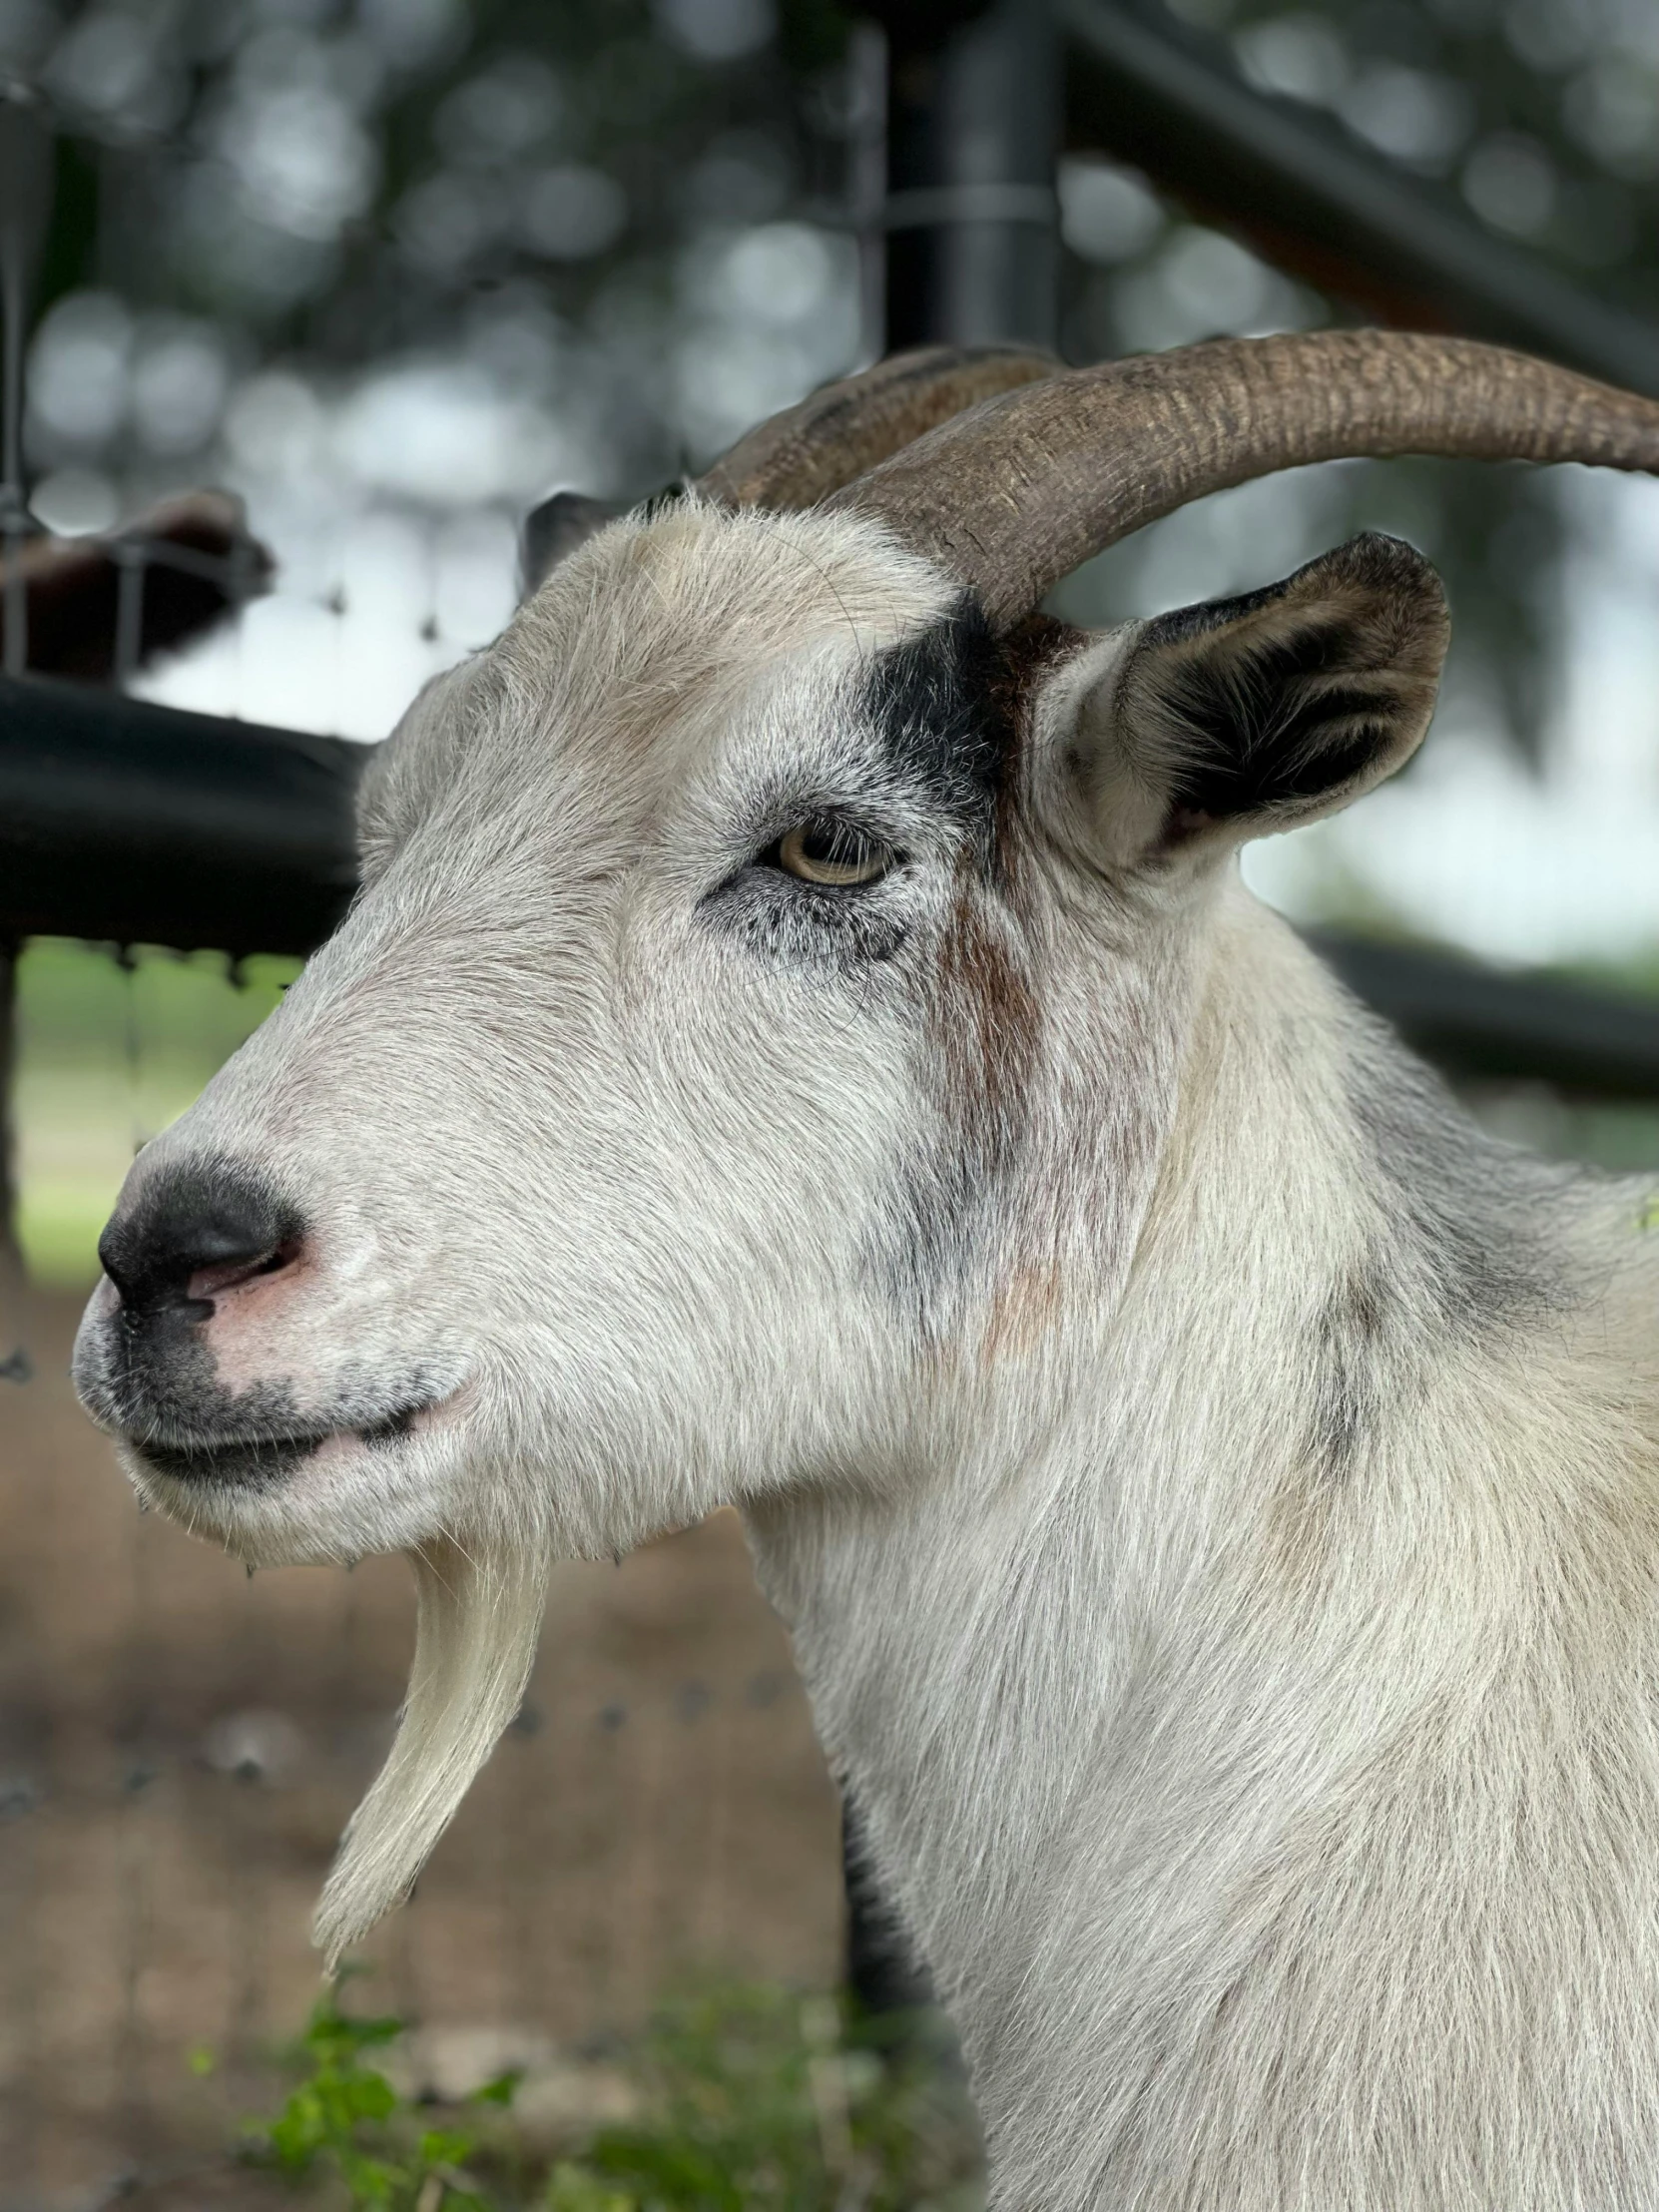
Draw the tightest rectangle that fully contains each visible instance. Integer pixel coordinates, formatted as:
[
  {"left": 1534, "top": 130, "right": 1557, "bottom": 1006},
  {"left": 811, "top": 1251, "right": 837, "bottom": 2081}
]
[
  {"left": 185, "top": 1237, "right": 301, "bottom": 1306},
  {"left": 99, "top": 1163, "right": 306, "bottom": 1320}
]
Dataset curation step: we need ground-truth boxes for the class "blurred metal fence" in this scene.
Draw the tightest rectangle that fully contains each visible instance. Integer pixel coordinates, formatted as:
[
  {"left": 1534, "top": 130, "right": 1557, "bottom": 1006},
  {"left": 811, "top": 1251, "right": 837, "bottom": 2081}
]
[{"left": 5, "top": 0, "right": 1659, "bottom": 1058}]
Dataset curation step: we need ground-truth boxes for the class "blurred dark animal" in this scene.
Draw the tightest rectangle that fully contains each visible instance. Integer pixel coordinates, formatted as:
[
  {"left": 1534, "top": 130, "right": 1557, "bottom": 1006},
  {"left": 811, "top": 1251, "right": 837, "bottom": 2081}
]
[{"left": 0, "top": 489, "right": 271, "bottom": 679}]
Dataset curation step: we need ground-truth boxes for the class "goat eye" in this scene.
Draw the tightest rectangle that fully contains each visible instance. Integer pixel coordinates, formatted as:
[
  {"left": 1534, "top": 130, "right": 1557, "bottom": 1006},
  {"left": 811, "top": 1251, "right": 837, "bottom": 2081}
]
[{"left": 775, "top": 821, "right": 894, "bottom": 887}]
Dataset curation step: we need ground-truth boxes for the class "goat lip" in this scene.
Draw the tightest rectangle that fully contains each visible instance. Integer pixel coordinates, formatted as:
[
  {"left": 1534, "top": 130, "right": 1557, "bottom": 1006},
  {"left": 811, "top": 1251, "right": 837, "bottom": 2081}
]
[
  {"left": 129, "top": 1392, "right": 446, "bottom": 1487},
  {"left": 131, "top": 1427, "right": 331, "bottom": 1487}
]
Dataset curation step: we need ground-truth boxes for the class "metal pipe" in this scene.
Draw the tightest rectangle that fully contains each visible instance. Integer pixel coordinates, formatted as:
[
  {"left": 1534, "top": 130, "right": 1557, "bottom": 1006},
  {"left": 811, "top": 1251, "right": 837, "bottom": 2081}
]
[
  {"left": 0, "top": 81, "right": 52, "bottom": 679},
  {"left": 876, "top": 0, "right": 1062, "bottom": 351},
  {"left": 0, "top": 79, "right": 50, "bottom": 511},
  {"left": 0, "top": 674, "right": 363, "bottom": 956},
  {"left": 1062, "top": 0, "right": 1659, "bottom": 395}
]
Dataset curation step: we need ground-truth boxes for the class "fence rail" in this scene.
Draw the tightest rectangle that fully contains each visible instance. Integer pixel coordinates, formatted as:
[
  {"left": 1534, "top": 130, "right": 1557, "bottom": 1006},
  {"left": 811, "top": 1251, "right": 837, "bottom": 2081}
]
[
  {"left": 0, "top": 674, "right": 360, "bottom": 957},
  {"left": 1063, "top": 0, "right": 1659, "bottom": 396},
  {"left": 4, "top": 669, "right": 1658, "bottom": 1100},
  {"left": 1310, "top": 934, "right": 1659, "bottom": 1101}
]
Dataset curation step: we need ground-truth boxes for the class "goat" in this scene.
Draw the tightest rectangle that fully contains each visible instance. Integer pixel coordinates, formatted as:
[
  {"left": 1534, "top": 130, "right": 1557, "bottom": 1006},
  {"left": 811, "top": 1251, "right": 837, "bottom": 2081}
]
[{"left": 73, "top": 331, "right": 1659, "bottom": 2210}]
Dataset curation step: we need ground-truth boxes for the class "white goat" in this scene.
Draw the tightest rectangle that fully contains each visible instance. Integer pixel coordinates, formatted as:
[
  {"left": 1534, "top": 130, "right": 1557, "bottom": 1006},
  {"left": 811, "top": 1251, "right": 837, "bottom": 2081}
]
[{"left": 75, "top": 332, "right": 1659, "bottom": 2210}]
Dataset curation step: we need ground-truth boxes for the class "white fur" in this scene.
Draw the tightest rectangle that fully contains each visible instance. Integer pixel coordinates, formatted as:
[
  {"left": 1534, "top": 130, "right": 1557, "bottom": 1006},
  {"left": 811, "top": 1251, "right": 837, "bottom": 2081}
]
[
  {"left": 73, "top": 499, "right": 1659, "bottom": 2208},
  {"left": 315, "top": 1534, "right": 548, "bottom": 1964}
]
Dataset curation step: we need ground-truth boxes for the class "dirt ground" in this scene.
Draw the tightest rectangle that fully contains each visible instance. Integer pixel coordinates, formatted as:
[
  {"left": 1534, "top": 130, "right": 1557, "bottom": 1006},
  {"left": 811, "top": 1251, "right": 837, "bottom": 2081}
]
[{"left": 0, "top": 1290, "right": 844, "bottom": 2209}]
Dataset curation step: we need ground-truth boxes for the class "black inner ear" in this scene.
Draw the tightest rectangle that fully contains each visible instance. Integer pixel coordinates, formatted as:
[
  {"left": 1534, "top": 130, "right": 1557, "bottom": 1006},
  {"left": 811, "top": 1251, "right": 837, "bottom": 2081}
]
[
  {"left": 1123, "top": 531, "right": 1449, "bottom": 838},
  {"left": 1159, "top": 612, "right": 1401, "bottom": 819}
]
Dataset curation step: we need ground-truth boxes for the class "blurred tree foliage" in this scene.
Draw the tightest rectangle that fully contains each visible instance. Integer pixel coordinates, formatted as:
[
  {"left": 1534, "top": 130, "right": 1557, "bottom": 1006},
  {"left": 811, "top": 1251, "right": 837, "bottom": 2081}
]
[
  {"left": 7, "top": 0, "right": 872, "bottom": 495},
  {"left": 1059, "top": 0, "right": 1659, "bottom": 762},
  {"left": 2, "top": 0, "right": 1654, "bottom": 760}
]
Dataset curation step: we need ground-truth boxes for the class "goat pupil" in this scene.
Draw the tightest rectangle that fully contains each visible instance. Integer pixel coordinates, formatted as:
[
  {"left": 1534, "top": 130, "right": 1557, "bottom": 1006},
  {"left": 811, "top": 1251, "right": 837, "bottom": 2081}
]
[{"left": 767, "top": 818, "right": 892, "bottom": 888}]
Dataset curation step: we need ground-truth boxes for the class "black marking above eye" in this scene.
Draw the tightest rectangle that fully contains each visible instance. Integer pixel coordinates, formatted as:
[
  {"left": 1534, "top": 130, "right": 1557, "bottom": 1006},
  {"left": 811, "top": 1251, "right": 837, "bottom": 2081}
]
[{"left": 762, "top": 817, "right": 899, "bottom": 888}]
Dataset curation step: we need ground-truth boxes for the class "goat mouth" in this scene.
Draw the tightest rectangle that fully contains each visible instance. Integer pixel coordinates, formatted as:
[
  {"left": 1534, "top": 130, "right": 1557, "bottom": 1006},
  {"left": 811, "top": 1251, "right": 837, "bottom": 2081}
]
[{"left": 130, "top": 1398, "right": 434, "bottom": 1489}]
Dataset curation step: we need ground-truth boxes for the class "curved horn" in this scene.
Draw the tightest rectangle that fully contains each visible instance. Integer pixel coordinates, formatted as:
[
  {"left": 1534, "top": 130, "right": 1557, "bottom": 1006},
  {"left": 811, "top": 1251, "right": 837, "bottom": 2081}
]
[
  {"left": 696, "top": 343, "right": 1058, "bottom": 511},
  {"left": 826, "top": 330, "right": 1659, "bottom": 631}
]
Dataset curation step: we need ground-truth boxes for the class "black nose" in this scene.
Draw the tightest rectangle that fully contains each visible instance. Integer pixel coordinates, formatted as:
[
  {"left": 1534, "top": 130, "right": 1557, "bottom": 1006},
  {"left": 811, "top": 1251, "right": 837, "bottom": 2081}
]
[{"left": 99, "top": 1161, "right": 303, "bottom": 1318}]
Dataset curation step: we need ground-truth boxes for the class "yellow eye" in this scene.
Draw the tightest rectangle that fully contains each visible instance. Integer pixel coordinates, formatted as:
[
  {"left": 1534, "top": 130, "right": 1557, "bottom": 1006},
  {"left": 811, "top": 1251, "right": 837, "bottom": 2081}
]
[{"left": 777, "top": 822, "right": 893, "bottom": 887}]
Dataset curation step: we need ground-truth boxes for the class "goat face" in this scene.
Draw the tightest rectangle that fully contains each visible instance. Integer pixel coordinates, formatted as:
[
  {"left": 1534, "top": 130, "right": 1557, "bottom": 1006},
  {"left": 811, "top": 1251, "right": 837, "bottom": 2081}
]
[
  {"left": 73, "top": 505, "right": 1029, "bottom": 1569},
  {"left": 74, "top": 497, "right": 1444, "bottom": 1575}
]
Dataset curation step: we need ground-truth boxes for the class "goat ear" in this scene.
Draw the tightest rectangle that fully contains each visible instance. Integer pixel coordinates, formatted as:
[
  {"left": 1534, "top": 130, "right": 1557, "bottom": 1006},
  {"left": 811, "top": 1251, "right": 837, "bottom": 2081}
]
[
  {"left": 519, "top": 490, "right": 627, "bottom": 597},
  {"left": 1064, "top": 532, "right": 1449, "bottom": 863}
]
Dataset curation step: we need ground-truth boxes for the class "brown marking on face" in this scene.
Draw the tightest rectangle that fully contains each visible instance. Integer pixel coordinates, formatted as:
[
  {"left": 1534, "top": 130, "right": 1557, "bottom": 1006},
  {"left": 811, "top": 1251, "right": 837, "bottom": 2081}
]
[
  {"left": 935, "top": 884, "right": 1039, "bottom": 1150},
  {"left": 924, "top": 862, "right": 1043, "bottom": 1348},
  {"left": 981, "top": 1256, "right": 1064, "bottom": 1366},
  {"left": 913, "top": 615, "right": 1091, "bottom": 1344}
]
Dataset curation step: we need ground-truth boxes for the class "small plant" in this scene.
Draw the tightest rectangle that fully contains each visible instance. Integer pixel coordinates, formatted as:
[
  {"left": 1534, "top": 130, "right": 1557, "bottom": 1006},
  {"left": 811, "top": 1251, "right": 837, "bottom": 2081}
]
[
  {"left": 246, "top": 1981, "right": 517, "bottom": 2210},
  {"left": 563, "top": 1985, "right": 975, "bottom": 2210},
  {"left": 244, "top": 1976, "right": 981, "bottom": 2211}
]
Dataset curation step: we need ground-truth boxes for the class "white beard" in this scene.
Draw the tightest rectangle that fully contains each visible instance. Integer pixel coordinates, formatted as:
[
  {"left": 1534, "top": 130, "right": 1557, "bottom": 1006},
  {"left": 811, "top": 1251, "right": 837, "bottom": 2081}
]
[{"left": 312, "top": 1532, "right": 550, "bottom": 1967}]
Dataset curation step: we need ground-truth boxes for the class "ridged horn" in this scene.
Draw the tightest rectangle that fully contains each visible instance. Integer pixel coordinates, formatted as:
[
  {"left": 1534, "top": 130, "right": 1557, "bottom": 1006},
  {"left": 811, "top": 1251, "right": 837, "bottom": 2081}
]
[
  {"left": 696, "top": 343, "right": 1058, "bottom": 512},
  {"left": 826, "top": 330, "right": 1659, "bottom": 631}
]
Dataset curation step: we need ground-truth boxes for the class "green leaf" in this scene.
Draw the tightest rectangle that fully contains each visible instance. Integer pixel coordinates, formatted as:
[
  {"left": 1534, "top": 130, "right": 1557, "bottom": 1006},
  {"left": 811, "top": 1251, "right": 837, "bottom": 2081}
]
[
  {"left": 545, "top": 2165, "right": 639, "bottom": 2212},
  {"left": 472, "top": 2066, "right": 523, "bottom": 2106},
  {"left": 340, "top": 2070, "right": 399, "bottom": 2123},
  {"left": 417, "top": 2126, "right": 476, "bottom": 2163}
]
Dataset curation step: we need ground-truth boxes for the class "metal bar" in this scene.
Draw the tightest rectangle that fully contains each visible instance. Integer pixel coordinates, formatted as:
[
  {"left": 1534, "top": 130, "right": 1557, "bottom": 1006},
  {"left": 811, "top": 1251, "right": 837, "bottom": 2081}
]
[
  {"left": 1309, "top": 932, "right": 1659, "bottom": 1101},
  {"left": 0, "top": 80, "right": 51, "bottom": 512},
  {"left": 0, "top": 82, "right": 51, "bottom": 684},
  {"left": 1061, "top": 0, "right": 1659, "bottom": 396},
  {"left": 878, "top": 0, "right": 1062, "bottom": 351},
  {"left": 0, "top": 674, "right": 363, "bottom": 955},
  {"left": 2, "top": 507, "right": 25, "bottom": 679},
  {"left": 0, "top": 937, "right": 29, "bottom": 1383}
]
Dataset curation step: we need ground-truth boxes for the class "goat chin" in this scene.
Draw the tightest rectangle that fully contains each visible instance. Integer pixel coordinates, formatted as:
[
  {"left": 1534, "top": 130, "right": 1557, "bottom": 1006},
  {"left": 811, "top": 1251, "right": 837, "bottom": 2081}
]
[{"left": 312, "top": 1533, "right": 549, "bottom": 1969}]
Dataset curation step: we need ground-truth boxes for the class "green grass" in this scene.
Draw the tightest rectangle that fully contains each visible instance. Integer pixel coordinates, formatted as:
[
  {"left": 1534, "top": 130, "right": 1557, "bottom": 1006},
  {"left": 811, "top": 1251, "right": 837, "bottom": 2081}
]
[
  {"left": 248, "top": 1993, "right": 509, "bottom": 2211},
  {"left": 241, "top": 1980, "right": 982, "bottom": 2212},
  {"left": 11, "top": 938, "right": 298, "bottom": 1286}
]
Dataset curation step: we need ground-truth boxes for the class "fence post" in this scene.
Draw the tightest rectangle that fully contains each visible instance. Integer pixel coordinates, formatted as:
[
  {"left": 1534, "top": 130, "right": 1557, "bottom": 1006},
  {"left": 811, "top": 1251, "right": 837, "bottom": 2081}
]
[
  {"left": 0, "top": 942, "right": 29, "bottom": 1382},
  {"left": 0, "top": 80, "right": 51, "bottom": 677},
  {"left": 875, "top": 0, "right": 1060, "bottom": 352}
]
